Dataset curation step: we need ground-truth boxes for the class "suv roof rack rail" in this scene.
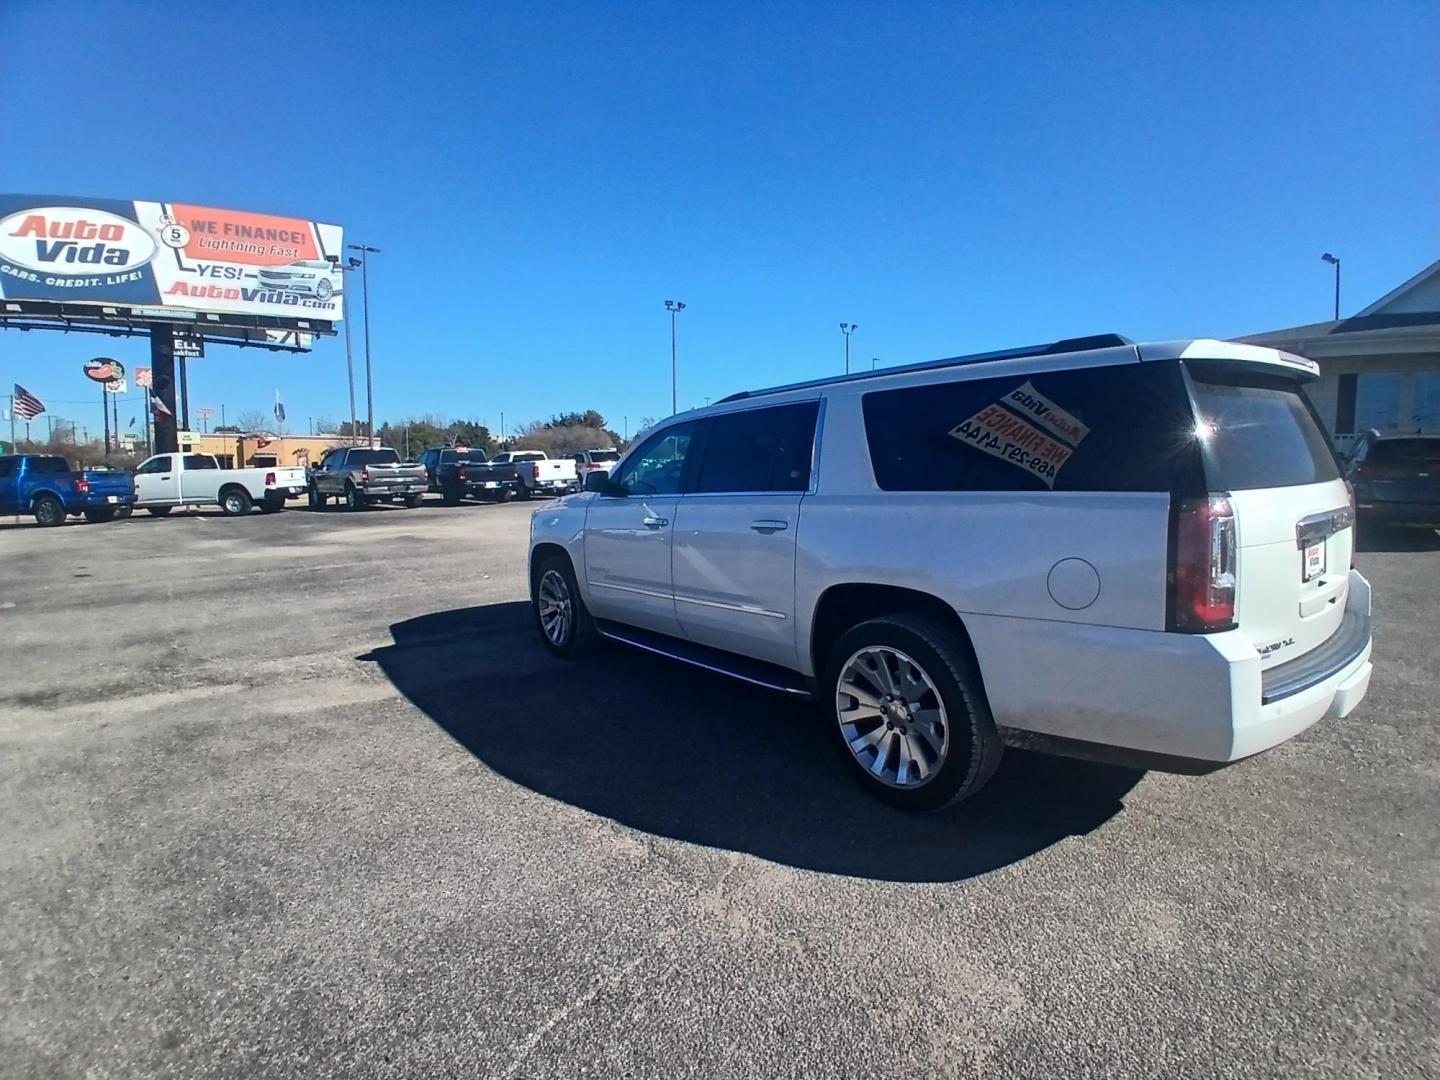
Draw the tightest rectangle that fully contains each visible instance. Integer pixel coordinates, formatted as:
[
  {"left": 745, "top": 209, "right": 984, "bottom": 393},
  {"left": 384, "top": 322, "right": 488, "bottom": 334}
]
[{"left": 716, "top": 333, "right": 1134, "bottom": 404}]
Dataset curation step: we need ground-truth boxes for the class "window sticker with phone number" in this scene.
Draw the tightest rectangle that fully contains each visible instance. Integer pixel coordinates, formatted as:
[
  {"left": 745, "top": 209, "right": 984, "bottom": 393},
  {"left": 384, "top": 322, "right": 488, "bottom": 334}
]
[{"left": 948, "top": 381, "right": 1090, "bottom": 489}]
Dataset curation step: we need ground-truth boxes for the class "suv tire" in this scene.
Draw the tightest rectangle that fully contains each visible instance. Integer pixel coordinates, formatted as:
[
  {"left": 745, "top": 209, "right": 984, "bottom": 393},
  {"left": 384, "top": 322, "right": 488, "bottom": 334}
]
[
  {"left": 822, "top": 614, "right": 1002, "bottom": 812},
  {"left": 345, "top": 484, "right": 365, "bottom": 512},
  {"left": 532, "top": 554, "right": 598, "bottom": 658}
]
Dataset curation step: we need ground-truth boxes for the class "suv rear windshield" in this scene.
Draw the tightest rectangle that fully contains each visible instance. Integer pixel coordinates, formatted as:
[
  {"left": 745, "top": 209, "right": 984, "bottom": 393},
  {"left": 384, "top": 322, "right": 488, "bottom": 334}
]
[
  {"left": 862, "top": 362, "right": 1204, "bottom": 494},
  {"left": 1185, "top": 363, "right": 1341, "bottom": 490},
  {"left": 26, "top": 456, "right": 70, "bottom": 475},
  {"left": 346, "top": 449, "right": 399, "bottom": 466},
  {"left": 442, "top": 450, "right": 490, "bottom": 463},
  {"left": 1365, "top": 438, "right": 1440, "bottom": 467}
]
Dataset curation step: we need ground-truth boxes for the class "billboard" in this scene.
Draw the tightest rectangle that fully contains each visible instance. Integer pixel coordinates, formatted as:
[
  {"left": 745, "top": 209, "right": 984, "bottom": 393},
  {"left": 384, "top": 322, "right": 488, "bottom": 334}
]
[{"left": 0, "top": 195, "right": 344, "bottom": 323}]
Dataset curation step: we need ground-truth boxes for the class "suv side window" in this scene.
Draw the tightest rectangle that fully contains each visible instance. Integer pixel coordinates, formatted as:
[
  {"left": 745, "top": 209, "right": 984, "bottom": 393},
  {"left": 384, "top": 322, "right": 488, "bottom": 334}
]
[
  {"left": 611, "top": 421, "right": 700, "bottom": 495},
  {"left": 182, "top": 454, "right": 216, "bottom": 470},
  {"left": 138, "top": 455, "right": 172, "bottom": 475},
  {"left": 694, "top": 402, "right": 820, "bottom": 493},
  {"left": 862, "top": 362, "right": 1203, "bottom": 494}
]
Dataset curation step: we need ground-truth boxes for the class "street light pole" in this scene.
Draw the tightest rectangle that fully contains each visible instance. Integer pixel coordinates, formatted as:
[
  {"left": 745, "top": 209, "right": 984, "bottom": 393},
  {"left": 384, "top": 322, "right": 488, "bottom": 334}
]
[
  {"left": 349, "top": 244, "right": 381, "bottom": 442},
  {"left": 665, "top": 300, "right": 686, "bottom": 415},
  {"left": 872, "top": 357, "right": 879, "bottom": 371},
  {"left": 342, "top": 260, "right": 360, "bottom": 444},
  {"left": 1321, "top": 252, "right": 1341, "bottom": 321},
  {"left": 840, "top": 323, "right": 857, "bottom": 374}
]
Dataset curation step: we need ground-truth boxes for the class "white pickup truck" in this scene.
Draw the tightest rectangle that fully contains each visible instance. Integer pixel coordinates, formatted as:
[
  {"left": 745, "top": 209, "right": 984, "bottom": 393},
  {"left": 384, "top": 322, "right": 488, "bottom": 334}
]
[
  {"left": 132, "top": 452, "right": 309, "bottom": 517},
  {"left": 491, "top": 450, "right": 580, "bottom": 499}
]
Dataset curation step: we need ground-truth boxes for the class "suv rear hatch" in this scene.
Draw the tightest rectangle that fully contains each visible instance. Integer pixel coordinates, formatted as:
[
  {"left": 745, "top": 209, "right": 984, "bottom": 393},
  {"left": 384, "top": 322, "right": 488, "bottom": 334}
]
[{"left": 1184, "top": 361, "right": 1353, "bottom": 673}]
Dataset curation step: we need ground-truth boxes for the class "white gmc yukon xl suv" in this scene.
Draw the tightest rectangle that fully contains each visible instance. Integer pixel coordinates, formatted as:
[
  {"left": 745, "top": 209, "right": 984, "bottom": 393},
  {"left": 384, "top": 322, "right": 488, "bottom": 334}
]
[{"left": 529, "top": 335, "right": 1374, "bottom": 811}]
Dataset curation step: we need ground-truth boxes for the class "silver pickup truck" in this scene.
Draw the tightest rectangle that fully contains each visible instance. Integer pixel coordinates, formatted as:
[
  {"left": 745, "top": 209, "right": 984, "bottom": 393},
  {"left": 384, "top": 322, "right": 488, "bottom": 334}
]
[{"left": 309, "top": 447, "right": 428, "bottom": 510}]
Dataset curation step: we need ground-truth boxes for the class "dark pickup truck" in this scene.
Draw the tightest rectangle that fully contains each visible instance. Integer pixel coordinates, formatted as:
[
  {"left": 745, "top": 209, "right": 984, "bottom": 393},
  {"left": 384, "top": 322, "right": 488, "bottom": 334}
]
[
  {"left": 418, "top": 447, "right": 518, "bottom": 505},
  {"left": 0, "top": 454, "right": 136, "bottom": 526}
]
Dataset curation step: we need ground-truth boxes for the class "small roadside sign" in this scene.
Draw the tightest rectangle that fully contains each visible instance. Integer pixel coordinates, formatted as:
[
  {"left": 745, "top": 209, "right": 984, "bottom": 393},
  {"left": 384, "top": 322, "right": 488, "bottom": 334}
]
[{"left": 174, "top": 335, "right": 204, "bottom": 358}]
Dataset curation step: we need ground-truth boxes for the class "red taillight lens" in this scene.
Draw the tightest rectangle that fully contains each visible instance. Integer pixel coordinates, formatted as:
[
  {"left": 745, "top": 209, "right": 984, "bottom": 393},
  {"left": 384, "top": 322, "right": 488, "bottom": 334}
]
[
  {"left": 1171, "top": 495, "right": 1237, "bottom": 633},
  {"left": 265, "top": 471, "right": 276, "bottom": 486},
  {"left": 76, "top": 477, "right": 90, "bottom": 494}
]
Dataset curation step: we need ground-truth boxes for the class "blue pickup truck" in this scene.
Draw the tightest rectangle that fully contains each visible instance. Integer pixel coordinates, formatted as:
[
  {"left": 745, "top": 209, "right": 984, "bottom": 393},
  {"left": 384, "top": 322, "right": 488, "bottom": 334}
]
[{"left": 0, "top": 454, "right": 136, "bottom": 526}]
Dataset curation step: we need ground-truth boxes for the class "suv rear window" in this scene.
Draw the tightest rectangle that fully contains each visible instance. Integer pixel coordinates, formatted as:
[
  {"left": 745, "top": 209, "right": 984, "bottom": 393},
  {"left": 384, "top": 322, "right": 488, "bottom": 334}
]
[
  {"left": 1365, "top": 438, "right": 1440, "bottom": 467},
  {"left": 442, "top": 450, "right": 490, "bottom": 463},
  {"left": 346, "top": 449, "right": 399, "bottom": 466},
  {"left": 863, "top": 362, "right": 1203, "bottom": 493},
  {"left": 1185, "top": 363, "right": 1341, "bottom": 490},
  {"left": 26, "top": 457, "right": 71, "bottom": 475}
]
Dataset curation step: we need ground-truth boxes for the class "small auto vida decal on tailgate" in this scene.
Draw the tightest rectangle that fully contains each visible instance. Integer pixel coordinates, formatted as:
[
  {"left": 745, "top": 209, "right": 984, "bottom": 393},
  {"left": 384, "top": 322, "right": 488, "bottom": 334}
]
[{"left": 948, "top": 381, "right": 1090, "bottom": 488}]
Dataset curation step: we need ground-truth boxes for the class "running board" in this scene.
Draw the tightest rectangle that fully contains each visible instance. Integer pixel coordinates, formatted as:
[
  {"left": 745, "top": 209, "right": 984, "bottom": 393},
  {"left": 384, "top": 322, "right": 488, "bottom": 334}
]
[{"left": 595, "top": 622, "right": 814, "bottom": 698}]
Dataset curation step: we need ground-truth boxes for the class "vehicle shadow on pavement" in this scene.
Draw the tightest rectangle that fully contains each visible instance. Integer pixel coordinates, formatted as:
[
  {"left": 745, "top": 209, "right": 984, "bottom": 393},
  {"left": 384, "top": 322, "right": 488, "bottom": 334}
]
[{"left": 363, "top": 603, "right": 1144, "bottom": 883}]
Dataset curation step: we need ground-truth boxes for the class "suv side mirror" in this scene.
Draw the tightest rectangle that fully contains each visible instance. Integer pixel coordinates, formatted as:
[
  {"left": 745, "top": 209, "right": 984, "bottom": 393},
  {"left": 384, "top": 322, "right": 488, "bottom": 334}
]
[{"left": 584, "top": 471, "right": 623, "bottom": 495}]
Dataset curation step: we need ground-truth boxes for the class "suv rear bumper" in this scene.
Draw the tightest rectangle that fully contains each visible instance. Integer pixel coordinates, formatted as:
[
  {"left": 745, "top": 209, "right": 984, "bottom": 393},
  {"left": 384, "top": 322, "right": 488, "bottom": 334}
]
[{"left": 974, "top": 569, "right": 1373, "bottom": 770}]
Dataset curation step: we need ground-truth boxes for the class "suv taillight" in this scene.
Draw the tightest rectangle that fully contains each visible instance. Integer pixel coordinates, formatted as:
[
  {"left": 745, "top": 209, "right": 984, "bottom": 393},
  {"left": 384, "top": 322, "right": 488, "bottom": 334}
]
[
  {"left": 1170, "top": 495, "right": 1237, "bottom": 633},
  {"left": 264, "top": 471, "right": 276, "bottom": 487},
  {"left": 75, "top": 477, "right": 90, "bottom": 494}
]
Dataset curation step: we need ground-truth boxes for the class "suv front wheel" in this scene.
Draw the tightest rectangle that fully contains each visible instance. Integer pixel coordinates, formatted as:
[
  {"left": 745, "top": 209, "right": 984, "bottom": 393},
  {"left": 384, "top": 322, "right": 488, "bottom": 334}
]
[
  {"left": 532, "top": 555, "right": 597, "bottom": 657},
  {"left": 823, "top": 615, "right": 1002, "bottom": 812}
]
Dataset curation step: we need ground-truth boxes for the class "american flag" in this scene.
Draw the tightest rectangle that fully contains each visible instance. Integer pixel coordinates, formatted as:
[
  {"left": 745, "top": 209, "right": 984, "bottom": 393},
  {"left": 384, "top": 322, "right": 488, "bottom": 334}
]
[{"left": 12, "top": 384, "right": 44, "bottom": 421}]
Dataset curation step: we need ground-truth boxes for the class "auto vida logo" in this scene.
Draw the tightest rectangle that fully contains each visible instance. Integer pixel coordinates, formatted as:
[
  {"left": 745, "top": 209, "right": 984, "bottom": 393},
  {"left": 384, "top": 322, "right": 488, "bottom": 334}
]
[{"left": 0, "top": 206, "right": 158, "bottom": 273}]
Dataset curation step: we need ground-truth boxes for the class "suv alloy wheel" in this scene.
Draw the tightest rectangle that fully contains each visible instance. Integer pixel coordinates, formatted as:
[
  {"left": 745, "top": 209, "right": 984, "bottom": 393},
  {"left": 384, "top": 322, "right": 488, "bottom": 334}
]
[
  {"left": 823, "top": 615, "right": 1003, "bottom": 812},
  {"left": 532, "top": 556, "right": 598, "bottom": 657}
]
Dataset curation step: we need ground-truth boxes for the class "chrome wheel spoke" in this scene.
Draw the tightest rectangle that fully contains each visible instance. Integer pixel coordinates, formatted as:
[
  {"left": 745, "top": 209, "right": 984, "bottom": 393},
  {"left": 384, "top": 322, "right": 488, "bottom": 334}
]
[
  {"left": 904, "top": 734, "right": 932, "bottom": 780},
  {"left": 868, "top": 730, "right": 895, "bottom": 776},
  {"left": 838, "top": 679, "right": 885, "bottom": 711}
]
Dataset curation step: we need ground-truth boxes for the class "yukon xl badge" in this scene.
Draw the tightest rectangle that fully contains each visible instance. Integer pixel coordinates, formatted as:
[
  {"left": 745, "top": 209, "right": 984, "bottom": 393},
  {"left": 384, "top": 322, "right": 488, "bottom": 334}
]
[{"left": 1259, "top": 637, "right": 1296, "bottom": 658}]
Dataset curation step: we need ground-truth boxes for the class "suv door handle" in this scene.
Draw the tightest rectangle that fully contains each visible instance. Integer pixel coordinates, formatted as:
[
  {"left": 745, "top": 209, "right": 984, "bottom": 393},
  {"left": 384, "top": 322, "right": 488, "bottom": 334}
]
[
  {"left": 643, "top": 516, "right": 669, "bottom": 528},
  {"left": 750, "top": 519, "right": 788, "bottom": 532}
]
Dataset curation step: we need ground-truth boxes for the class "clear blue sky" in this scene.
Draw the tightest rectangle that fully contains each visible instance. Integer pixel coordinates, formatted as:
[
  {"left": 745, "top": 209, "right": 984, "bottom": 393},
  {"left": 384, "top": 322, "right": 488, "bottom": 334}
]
[{"left": 4, "top": 0, "right": 1437, "bottom": 441}]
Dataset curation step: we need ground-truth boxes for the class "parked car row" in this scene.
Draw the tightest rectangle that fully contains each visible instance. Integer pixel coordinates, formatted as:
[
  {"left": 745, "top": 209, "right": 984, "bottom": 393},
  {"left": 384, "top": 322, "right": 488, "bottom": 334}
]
[{"left": 2, "top": 443, "right": 609, "bottom": 525}]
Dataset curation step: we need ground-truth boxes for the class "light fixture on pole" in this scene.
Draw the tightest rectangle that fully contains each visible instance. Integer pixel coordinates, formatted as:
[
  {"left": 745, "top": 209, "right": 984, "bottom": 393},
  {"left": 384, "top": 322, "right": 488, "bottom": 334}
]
[
  {"left": 348, "top": 243, "right": 381, "bottom": 441},
  {"left": 871, "top": 357, "right": 879, "bottom": 371},
  {"left": 1321, "top": 252, "right": 1341, "bottom": 321},
  {"left": 839, "top": 323, "right": 858, "bottom": 374},
  {"left": 665, "top": 300, "right": 686, "bottom": 415}
]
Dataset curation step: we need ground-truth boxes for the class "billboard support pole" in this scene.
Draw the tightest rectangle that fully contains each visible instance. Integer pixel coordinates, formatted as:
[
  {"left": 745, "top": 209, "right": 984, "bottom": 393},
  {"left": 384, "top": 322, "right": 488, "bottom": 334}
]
[
  {"left": 178, "top": 357, "right": 190, "bottom": 432},
  {"left": 150, "top": 324, "right": 179, "bottom": 456},
  {"left": 111, "top": 389, "right": 119, "bottom": 452},
  {"left": 102, "top": 381, "right": 110, "bottom": 453},
  {"left": 343, "top": 301, "right": 358, "bottom": 445}
]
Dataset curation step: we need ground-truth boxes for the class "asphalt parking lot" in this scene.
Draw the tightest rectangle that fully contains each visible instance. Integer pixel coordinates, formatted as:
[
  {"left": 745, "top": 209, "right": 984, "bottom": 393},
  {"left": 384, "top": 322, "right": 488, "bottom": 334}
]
[{"left": 2, "top": 500, "right": 1437, "bottom": 1079}]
